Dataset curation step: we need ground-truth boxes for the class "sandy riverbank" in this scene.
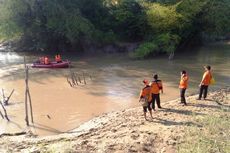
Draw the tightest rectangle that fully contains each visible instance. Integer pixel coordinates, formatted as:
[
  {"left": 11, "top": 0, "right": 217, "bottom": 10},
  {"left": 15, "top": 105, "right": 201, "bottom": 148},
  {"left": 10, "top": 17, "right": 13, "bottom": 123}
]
[{"left": 0, "top": 88, "right": 229, "bottom": 153}]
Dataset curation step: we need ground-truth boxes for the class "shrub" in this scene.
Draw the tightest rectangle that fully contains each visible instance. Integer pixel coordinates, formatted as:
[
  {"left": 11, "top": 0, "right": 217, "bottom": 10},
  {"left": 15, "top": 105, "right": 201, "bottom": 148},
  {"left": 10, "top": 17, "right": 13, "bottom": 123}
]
[{"left": 130, "top": 41, "right": 159, "bottom": 59}]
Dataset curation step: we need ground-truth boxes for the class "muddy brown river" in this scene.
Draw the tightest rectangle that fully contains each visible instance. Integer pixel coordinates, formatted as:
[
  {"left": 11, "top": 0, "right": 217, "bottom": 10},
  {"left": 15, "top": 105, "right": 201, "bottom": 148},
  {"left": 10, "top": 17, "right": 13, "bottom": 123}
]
[{"left": 0, "top": 42, "right": 229, "bottom": 136}]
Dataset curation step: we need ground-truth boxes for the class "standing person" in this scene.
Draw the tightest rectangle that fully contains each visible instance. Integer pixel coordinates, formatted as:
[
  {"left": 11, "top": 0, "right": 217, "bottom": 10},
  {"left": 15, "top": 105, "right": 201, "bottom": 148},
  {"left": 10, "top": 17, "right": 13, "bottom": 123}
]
[
  {"left": 179, "top": 70, "right": 189, "bottom": 105},
  {"left": 197, "top": 65, "right": 212, "bottom": 100},
  {"left": 150, "top": 74, "right": 163, "bottom": 110},
  {"left": 139, "top": 79, "right": 153, "bottom": 120}
]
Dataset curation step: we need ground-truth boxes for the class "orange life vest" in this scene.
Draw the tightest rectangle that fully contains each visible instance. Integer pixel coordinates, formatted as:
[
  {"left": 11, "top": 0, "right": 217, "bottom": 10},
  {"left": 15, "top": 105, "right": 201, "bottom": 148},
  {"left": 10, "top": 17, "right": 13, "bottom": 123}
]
[
  {"left": 179, "top": 75, "right": 189, "bottom": 89},
  {"left": 202, "top": 71, "right": 212, "bottom": 85},
  {"left": 40, "top": 57, "right": 45, "bottom": 64},
  {"left": 140, "top": 85, "right": 152, "bottom": 102},
  {"left": 55, "top": 55, "right": 61, "bottom": 62},
  {"left": 44, "top": 57, "right": 49, "bottom": 65},
  {"left": 150, "top": 80, "right": 163, "bottom": 94}
]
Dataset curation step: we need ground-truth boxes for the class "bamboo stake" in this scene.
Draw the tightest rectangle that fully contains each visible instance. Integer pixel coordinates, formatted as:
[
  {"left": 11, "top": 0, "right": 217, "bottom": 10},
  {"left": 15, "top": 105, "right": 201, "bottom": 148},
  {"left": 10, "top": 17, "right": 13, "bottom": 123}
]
[
  {"left": 83, "top": 72, "right": 86, "bottom": 85},
  {"left": 0, "top": 109, "right": 4, "bottom": 119},
  {"left": 24, "top": 56, "right": 29, "bottom": 126},
  {"left": 67, "top": 76, "right": 73, "bottom": 87},
  {"left": 27, "top": 85, "right": 34, "bottom": 123},
  {"left": 0, "top": 101, "right": 9, "bottom": 121},
  {"left": 73, "top": 73, "right": 78, "bottom": 85},
  {"left": 2, "top": 89, "right": 5, "bottom": 103},
  {"left": 78, "top": 76, "right": 82, "bottom": 84},
  {"left": 4, "top": 89, "right": 14, "bottom": 105},
  {"left": 26, "top": 66, "right": 34, "bottom": 124},
  {"left": 71, "top": 72, "right": 76, "bottom": 86}
]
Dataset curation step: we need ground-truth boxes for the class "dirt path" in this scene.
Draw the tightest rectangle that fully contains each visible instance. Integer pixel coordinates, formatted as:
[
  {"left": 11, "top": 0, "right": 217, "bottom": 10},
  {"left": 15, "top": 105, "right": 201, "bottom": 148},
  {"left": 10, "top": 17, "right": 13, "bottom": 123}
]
[{"left": 0, "top": 89, "right": 229, "bottom": 153}]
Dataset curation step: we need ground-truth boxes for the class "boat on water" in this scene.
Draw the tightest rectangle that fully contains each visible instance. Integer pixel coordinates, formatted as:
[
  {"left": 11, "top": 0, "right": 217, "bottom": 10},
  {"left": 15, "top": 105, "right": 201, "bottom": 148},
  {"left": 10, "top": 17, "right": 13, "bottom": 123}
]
[{"left": 32, "top": 60, "right": 70, "bottom": 68}]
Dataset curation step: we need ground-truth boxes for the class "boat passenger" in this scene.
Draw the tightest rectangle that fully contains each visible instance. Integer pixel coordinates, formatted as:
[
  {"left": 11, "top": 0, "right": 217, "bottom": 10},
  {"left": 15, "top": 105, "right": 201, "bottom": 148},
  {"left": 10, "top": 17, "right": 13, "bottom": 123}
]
[
  {"left": 39, "top": 57, "right": 45, "bottom": 64},
  {"left": 55, "top": 54, "right": 62, "bottom": 63},
  {"left": 44, "top": 56, "right": 50, "bottom": 65}
]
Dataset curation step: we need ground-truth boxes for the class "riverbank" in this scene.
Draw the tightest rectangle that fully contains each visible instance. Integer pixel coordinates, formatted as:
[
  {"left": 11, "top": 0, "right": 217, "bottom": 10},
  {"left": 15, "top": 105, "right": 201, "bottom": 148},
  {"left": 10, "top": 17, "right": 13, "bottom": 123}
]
[{"left": 0, "top": 88, "right": 229, "bottom": 153}]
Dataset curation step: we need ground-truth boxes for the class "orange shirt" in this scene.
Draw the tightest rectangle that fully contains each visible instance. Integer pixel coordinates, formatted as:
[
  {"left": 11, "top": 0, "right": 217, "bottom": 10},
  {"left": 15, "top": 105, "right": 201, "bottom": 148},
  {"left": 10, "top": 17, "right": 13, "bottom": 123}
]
[
  {"left": 140, "top": 85, "right": 152, "bottom": 102},
  {"left": 179, "top": 75, "right": 189, "bottom": 89},
  {"left": 150, "top": 80, "right": 163, "bottom": 94},
  {"left": 55, "top": 55, "right": 61, "bottom": 62},
  {"left": 201, "top": 71, "right": 211, "bottom": 85},
  {"left": 44, "top": 57, "right": 49, "bottom": 65}
]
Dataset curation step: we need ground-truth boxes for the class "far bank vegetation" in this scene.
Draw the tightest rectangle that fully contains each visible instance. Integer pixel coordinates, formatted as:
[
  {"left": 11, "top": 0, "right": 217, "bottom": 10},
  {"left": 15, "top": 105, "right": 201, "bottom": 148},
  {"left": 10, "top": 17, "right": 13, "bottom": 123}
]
[{"left": 0, "top": 0, "right": 230, "bottom": 58}]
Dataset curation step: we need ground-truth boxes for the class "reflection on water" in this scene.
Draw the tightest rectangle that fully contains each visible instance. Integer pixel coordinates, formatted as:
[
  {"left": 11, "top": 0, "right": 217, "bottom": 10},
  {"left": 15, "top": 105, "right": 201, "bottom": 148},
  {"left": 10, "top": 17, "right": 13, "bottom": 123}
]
[{"left": 0, "top": 42, "right": 229, "bottom": 136}]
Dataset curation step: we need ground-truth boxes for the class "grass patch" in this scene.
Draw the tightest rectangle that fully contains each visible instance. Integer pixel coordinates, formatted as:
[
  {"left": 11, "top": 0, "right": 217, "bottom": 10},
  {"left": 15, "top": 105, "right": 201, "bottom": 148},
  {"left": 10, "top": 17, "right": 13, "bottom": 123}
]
[{"left": 177, "top": 109, "right": 230, "bottom": 153}]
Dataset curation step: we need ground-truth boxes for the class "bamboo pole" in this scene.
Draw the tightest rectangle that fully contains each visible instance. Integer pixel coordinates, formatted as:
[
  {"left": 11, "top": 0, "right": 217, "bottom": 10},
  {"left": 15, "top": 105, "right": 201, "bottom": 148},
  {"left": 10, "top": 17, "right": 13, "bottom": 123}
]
[
  {"left": 0, "top": 109, "right": 4, "bottom": 119},
  {"left": 67, "top": 76, "right": 73, "bottom": 87},
  {"left": 25, "top": 66, "right": 34, "bottom": 123},
  {"left": 83, "top": 72, "right": 86, "bottom": 85},
  {"left": 73, "top": 73, "right": 78, "bottom": 85},
  {"left": 78, "top": 76, "right": 82, "bottom": 84},
  {"left": 71, "top": 72, "right": 76, "bottom": 86},
  {"left": 0, "top": 101, "right": 9, "bottom": 121},
  {"left": 2, "top": 89, "right": 5, "bottom": 103},
  {"left": 4, "top": 89, "right": 14, "bottom": 105},
  {"left": 24, "top": 56, "right": 29, "bottom": 126}
]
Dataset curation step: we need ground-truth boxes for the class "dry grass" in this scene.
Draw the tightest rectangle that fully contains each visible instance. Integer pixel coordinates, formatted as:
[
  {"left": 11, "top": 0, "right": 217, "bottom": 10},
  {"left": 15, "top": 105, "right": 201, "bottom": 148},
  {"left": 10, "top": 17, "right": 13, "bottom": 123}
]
[{"left": 177, "top": 106, "right": 230, "bottom": 153}]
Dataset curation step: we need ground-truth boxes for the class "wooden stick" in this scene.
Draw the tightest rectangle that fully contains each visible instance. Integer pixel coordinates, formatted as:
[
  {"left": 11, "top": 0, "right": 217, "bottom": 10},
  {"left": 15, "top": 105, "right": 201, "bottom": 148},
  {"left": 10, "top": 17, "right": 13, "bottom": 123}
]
[
  {"left": 83, "top": 72, "right": 86, "bottom": 85},
  {"left": 0, "top": 109, "right": 4, "bottom": 119},
  {"left": 67, "top": 76, "right": 73, "bottom": 87},
  {"left": 0, "top": 101, "right": 9, "bottom": 121},
  {"left": 24, "top": 56, "right": 29, "bottom": 126},
  {"left": 26, "top": 66, "right": 34, "bottom": 123},
  {"left": 4, "top": 89, "right": 14, "bottom": 105},
  {"left": 78, "top": 76, "right": 82, "bottom": 84},
  {"left": 73, "top": 73, "right": 78, "bottom": 85},
  {"left": 71, "top": 72, "right": 76, "bottom": 86},
  {"left": 27, "top": 89, "right": 34, "bottom": 123},
  {"left": 2, "top": 89, "right": 5, "bottom": 103}
]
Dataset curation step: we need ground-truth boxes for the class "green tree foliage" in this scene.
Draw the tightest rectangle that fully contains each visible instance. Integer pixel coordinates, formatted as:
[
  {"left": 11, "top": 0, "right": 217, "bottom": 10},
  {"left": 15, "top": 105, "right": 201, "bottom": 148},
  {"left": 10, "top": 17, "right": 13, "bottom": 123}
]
[
  {"left": 0, "top": 0, "right": 28, "bottom": 39},
  {"left": 155, "top": 33, "right": 180, "bottom": 54},
  {"left": 109, "top": 0, "right": 147, "bottom": 40},
  {"left": 201, "top": 0, "right": 230, "bottom": 38},
  {"left": 130, "top": 41, "right": 158, "bottom": 59},
  {"left": 146, "top": 3, "right": 182, "bottom": 33},
  {"left": 0, "top": 0, "right": 230, "bottom": 55}
]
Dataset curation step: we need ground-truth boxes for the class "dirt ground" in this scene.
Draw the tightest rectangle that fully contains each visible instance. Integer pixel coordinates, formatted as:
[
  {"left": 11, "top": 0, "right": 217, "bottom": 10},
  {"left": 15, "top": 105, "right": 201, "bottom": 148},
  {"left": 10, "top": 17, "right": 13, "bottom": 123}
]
[{"left": 0, "top": 88, "right": 229, "bottom": 153}]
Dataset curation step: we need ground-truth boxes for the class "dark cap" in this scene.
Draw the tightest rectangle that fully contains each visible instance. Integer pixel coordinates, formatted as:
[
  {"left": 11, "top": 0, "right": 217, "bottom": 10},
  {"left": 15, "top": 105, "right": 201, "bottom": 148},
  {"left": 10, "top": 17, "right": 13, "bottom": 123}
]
[
  {"left": 153, "top": 74, "right": 158, "bottom": 80},
  {"left": 204, "top": 65, "right": 211, "bottom": 70}
]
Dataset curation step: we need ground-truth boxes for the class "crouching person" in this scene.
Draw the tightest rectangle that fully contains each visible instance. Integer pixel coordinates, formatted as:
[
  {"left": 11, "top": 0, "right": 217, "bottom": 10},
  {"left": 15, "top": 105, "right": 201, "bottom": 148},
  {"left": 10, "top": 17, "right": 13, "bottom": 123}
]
[{"left": 139, "top": 79, "right": 153, "bottom": 120}]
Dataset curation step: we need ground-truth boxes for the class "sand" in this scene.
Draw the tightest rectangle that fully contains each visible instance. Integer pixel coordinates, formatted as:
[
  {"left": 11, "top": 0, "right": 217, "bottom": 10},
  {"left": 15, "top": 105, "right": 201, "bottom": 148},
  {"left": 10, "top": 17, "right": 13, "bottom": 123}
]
[{"left": 0, "top": 88, "right": 229, "bottom": 153}]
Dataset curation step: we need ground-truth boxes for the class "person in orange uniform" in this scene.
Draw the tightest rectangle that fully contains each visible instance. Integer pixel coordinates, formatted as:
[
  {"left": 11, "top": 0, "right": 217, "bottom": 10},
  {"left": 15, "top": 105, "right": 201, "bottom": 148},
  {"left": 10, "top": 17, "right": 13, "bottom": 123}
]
[
  {"left": 139, "top": 79, "right": 153, "bottom": 120},
  {"left": 150, "top": 74, "right": 163, "bottom": 110},
  {"left": 197, "top": 65, "right": 212, "bottom": 100},
  {"left": 44, "top": 56, "right": 50, "bottom": 65},
  {"left": 55, "top": 54, "right": 62, "bottom": 63},
  {"left": 39, "top": 57, "right": 45, "bottom": 64},
  {"left": 179, "top": 70, "right": 189, "bottom": 105}
]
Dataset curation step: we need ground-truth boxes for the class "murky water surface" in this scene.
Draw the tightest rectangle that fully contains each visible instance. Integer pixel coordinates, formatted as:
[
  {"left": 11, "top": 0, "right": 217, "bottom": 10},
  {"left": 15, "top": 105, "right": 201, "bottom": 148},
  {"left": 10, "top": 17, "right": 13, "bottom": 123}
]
[{"left": 0, "top": 43, "right": 229, "bottom": 136}]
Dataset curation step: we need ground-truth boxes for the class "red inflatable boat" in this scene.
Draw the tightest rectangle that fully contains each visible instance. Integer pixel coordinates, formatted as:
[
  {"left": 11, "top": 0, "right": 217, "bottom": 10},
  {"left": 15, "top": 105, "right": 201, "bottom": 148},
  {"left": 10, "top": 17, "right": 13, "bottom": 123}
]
[{"left": 32, "top": 60, "right": 70, "bottom": 68}]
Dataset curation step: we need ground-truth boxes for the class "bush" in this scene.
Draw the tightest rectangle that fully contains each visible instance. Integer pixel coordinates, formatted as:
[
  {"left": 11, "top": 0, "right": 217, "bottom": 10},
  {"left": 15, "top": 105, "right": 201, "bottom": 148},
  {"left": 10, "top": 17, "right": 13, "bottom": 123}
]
[
  {"left": 155, "top": 33, "right": 180, "bottom": 54},
  {"left": 130, "top": 41, "right": 159, "bottom": 59}
]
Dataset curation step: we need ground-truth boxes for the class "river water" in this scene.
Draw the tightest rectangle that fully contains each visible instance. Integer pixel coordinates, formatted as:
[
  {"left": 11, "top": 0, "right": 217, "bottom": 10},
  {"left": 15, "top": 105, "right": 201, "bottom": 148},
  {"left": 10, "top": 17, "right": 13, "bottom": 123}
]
[{"left": 0, "top": 42, "right": 229, "bottom": 136}]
